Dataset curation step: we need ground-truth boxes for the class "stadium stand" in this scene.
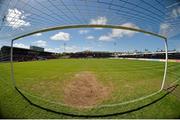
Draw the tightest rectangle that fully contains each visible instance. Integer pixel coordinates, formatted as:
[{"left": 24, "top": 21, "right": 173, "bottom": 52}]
[
  {"left": 69, "top": 51, "right": 113, "bottom": 58},
  {"left": 1, "top": 46, "right": 180, "bottom": 62},
  {"left": 1, "top": 46, "right": 57, "bottom": 62},
  {"left": 116, "top": 51, "right": 180, "bottom": 59}
]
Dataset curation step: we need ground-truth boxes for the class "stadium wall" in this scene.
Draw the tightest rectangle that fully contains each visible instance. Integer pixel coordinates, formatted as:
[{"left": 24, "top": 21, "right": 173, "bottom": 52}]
[{"left": 117, "top": 58, "right": 180, "bottom": 63}]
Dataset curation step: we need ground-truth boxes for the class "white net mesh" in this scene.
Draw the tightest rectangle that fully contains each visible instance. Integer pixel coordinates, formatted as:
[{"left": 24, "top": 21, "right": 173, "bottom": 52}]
[
  {"left": 0, "top": 0, "right": 180, "bottom": 116},
  {"left": 0, "top": 0, "right": 180, "bottom": 40}
]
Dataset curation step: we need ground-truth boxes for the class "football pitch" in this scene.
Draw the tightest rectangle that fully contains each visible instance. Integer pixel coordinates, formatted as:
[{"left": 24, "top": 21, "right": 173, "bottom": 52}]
[{"left": 0, "top": 58, "right": 180, "bottom": 118}]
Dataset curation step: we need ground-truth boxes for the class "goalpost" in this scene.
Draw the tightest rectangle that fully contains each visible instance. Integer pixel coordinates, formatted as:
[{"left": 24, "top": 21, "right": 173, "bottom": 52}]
[{"left": 10, "top": 24, "right": 169, "bottom": 108}]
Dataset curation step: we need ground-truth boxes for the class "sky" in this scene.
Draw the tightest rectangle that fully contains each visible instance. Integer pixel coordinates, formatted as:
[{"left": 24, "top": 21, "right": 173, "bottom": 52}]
[
  {"left": 12, "top": 26, "right": 166, "bottom": 53},
  {"left": 1, "top": 21, "right": 180, "bottom": 53},
  {"left": 0, "top": 0, "right": 180, "bottom": 53}
]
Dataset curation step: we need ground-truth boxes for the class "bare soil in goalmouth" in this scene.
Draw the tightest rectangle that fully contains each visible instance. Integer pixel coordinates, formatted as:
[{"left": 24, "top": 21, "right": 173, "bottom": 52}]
[{"left": 63, "top": 71, "right": 113, "bottom": 108}]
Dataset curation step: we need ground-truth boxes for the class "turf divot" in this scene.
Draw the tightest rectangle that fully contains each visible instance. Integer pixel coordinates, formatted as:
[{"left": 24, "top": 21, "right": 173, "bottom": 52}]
[{"left": 63, "top": 71, "right": 113, "bottom": 108}]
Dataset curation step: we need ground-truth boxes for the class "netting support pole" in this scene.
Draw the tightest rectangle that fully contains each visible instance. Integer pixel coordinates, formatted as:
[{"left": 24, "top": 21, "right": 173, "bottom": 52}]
[
  {"left": 10, "top": 39, "right": 16, "bottom": 88},
  {"left": 160, "top": 38, "right": 168, "bottom": 91}
]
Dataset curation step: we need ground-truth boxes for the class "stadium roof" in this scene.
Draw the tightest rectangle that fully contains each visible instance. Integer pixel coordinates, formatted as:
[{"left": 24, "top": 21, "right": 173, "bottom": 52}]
[{"left": 0, "top": 0, "right": 180, "bottom": 40}]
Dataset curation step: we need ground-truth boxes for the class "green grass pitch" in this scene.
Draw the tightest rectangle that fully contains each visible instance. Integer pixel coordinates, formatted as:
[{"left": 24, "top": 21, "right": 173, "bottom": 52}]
[{"left": 0, "top": 58, "right": 180, "bottom": 118}]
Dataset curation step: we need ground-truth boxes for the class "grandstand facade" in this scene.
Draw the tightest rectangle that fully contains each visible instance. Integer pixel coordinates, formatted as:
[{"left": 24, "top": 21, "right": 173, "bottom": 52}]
[
  {"left": 1, "top": 46, "right": 57, "bottom": 62},
  {"left": 1, "top": 46, "right": 180, "bottom": 62}
]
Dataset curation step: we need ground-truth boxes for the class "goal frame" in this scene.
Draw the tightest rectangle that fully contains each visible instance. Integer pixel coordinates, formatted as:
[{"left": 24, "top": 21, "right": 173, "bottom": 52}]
[{"left": 10, "top": 24, "right": 168, "bottom": 107}]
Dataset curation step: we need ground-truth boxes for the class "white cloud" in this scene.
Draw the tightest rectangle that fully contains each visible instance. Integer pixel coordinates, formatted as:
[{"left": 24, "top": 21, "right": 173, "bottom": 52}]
[
  {"left": 45, "top": 48, "right": 60, "bottom": 53},
  {"left": 90, "top": 16, "right": 107, "bottom": 29},
  {"left": 46, "top": 45, "right": 94, "bottom": 53},
  {"left": 32, "top": 40, "right": 47, "bottom": 47},
  {"left": 90, "top": 16, "right": 107, "bottom": 25},
  {"left": 50, "top": 32, "right": 70, "bottom": 41},
  {"left": 0, "top": 41, "right": 9, "bottom": 48},
  {"left": 59, "top": 45, "right": 93, "bottom": 53},
  {"left": 45, "top": 46, "right": 79, "bottom": 53},
  {"left": 99, "top": 35, "right": 112, "bottom": 41},
  {"left": 6, "top": 8, "right": 30, "bottom": 28},
  {"left": 159, "top": 23, "right": 170, "bottom": 36},
  {"left": 86, "top": 35, "right": 94, "bottom": 40},
  {"left": 13, "top": 43, "right": 29, "bottom": 49},
  {"left": 62, "top": 45, "right": 79, "bottom": 52},
  {"left": 79, "top": 30, "right": 89, "bottom": 34},
  {"left": 34, "top": 33, "right": 42, "bottom": 36},
  {"left": 171, "top": 6, "right": 180, "bottom": 18},
  {"left": 99, "top": 22, "right": 139, "bottom": 41},
  {"left": 83, "top": 47, "right": 92, "bottom": 51}
]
